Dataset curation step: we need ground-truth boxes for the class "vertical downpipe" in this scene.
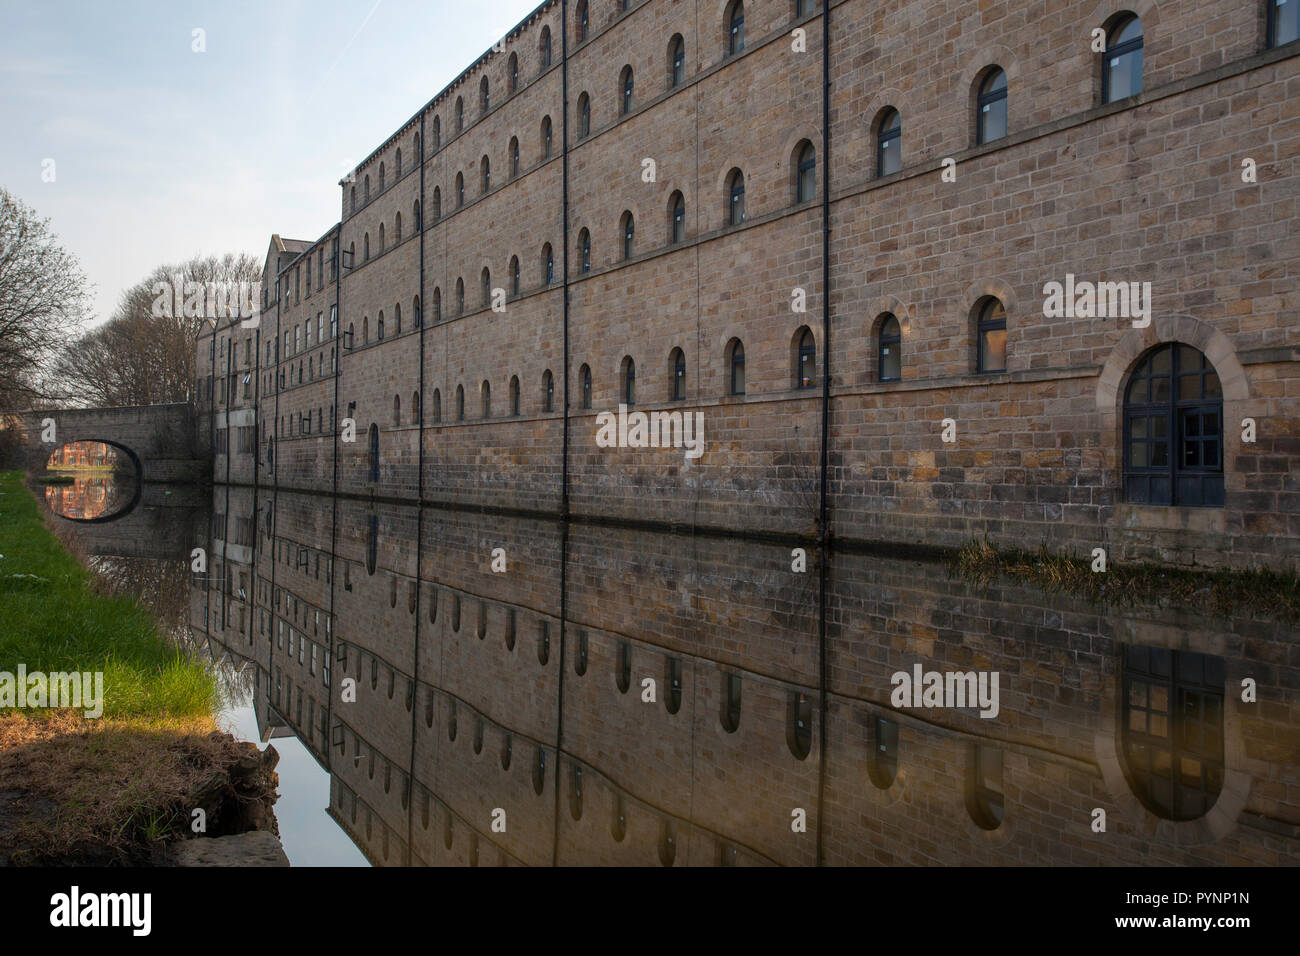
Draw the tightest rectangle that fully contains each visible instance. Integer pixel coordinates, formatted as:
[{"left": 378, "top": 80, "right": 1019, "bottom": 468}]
[{"left": 815, "top": 0, "right": 832, "bottom": 867}]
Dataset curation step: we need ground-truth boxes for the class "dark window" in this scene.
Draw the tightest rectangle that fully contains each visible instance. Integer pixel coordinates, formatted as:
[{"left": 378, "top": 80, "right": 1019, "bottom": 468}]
[
  {"left": 510, "top": 376, "right": 520, "bottom": 416},
  {"left": 368, "top": 426, "right": 379, "bottom": 483},
  {"left": 878, "top": 313, "right": 902, "bottom": 382},
  {"left": 543, "top": 243, "right": 555, "bottom": 284},
  {"left": 977, "top": 67, "right": 1008, "bottom": 144},
  {"left": 877, "top": 108, "right": 901, "bottom": 176},
  {"left": 620, "top": 66, "right": 634, "bottom": 115},
  {"left": 1103, "top": 15, "right": 1143, "bottom": 103},
  {"left": 727, "top": 169, "right": 745, "bottom": 225},
  {"left": 579, "top": 93, "right": 591, "bottom": 138},
  {"left": 1122, "top": 645, "right": 1225, "bottom": 820},
  {"left": 868, "top": 717, "right": 899, "bottom": 789},
  {"left": 968, "top": 745, "right": 1004, "bottom": 830},
  {"left": 510, "top": 136, "right": 520, "bottom": 178},
  {"left": 976, "top": 297, "right": 1007, "bottom": 373},
  {"left": 729, "top": 340, "right": 746, "bottom": 395},
  {"left": 671, "top": 348, "right": 686, "bottom": 401},
  {"left": 579, "top": 228, "right": 591, "bottom": 272},
  {"left": 455, "top": 96, "right": 463, "bottom": 132},
  {"left": 456, "top": 384, "right": 465, "bottom": 420},
  {"left": 577, "top": 0, "right": 589, "bottom": 42},
  {"left": 581, "top": 365, "right": 592, "bottom": 409},
  {"left": 670, "top": 191, "right": 686, "bottom": 244},
  {"left": 728, "top": 2, "right": 745, "bottom": 55},
  {"left": 621, "top": 211, "right": 635, "bottom": 259},
  {"left": 622, "top": 356, "right": 636, "bottom": 405},
  {"left": 670, "top": 35, "right": 685, "bottom": 87},
  {"left": 456, "top": 277, "right": 464, "bottom": 314},
  {"left": 540, "top": 27, "right": 552, "bottom": 70},
  {"left": 796, "top": 327, "right": 815, "bottom": 388},
  {"left": 456, "top": 172, "right": 464, "bottom": 207},
  {"left": 720, "top": 673, "right": 742, "bottom": 732},
  {"left": 508, "top": 53, "right": 519, "bottom": 92},
  {"left": 543, "top": 370, "right": 554, "bottom": 412},
  {"left": 1270, "top": 0, "right": 1298, "bottom": 47},
  {"left": 481, "top": 155, "right": 490, "bottom": 193},
  {"left": 616, "top": 641, "right": 631, "bottom": 693},
  {"left": 542, "top": 116, "right": 553, "bottom": 158},
  {"left": 796, "top": 141, "right": 816, "bottom": 202},
  {"left": 1123, "top": 343, "right": 1224, "bottom": 507},
  {"left": 510, "top": 256, "right": 520, "bottom": 296},
  {"left": 795, "top": 0, "right": 815, "bottom": 16},
  {"left": 786, "top": 691, "right": 812, "bottom": 760}
]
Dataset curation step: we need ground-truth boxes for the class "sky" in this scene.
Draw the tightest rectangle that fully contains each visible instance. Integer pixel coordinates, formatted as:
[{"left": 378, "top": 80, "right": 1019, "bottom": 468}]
[{"left": 0, "top": 0, "right": 542, "bottom": 326}]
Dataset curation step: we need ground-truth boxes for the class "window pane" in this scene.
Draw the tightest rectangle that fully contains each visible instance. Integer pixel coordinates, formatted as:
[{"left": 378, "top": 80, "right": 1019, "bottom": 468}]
[{"left": 979, "top": 327, "right": 1006, "bottom": 372}]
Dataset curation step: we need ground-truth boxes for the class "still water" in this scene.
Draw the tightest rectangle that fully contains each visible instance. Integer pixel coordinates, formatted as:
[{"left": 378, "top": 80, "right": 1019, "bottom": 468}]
[{"left": 42, "top": 477, "right": 1300, "bottom": 867}]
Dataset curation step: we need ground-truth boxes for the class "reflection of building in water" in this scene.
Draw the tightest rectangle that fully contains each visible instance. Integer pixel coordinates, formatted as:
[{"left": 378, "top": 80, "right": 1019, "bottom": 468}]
[
  {"left": 191, "top": 486, "right": 1298, "bottom": 866},
  {"left": 47, "top": 440, "right": 117, "bottom": 469}
]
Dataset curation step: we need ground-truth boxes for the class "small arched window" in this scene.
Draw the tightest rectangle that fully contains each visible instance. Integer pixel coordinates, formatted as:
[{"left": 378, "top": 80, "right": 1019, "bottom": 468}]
[
  {"left": 378, "top": 223, "right": 385, "bottom": 252},
  {"left": 728, "top": 339, "right": 745, "bottom": 396},
  {"left": 786, "top": 691, "right": 812, "bottom": 760},
  {"left": 878, "top": 313, "right": 902, "bottom": 382},
  {"left": 414, "top": 199, "right": 421, "bottom": 231},
  {"left": 1270, "top": 0, "right": 1299, "bottom": 47},
  {"left": 480, "top": 267, "right": 491, "bottom": 306},
  {"left": 481, "top": 381, "right": 491, "bottom": 418},
  {"left": 364, "top": 233, "right": 371, "bottom": 261},
  {"left": 455, "top": 95, "right": 464, "bottom": 132},
  {"left": 432, "top": 389, "right": 442, "bottom": 423},
  {"left": 542, "top": 243, "right": 555, "bottom": 284},
  {"left": 433, "top": 115, "right": 441, "bottom": 149},
  {"left": 616, "top": 641, "right": 631, "bottom": 693},
  {"left": 540, "top": 26, "right": 552, "bottom": 70},
  {"left": 455, "top": 384, "right": 465, "bottom": 421},
  {"left": 621, "top": 355, "right": 636, "bottom": 405},
  {"left": 432, "top": 187, "right": 441, "bottom": 220},
  {"left": 669, "top": 191, "right": 686, "bottom": 244},
  {"left": 669, "top": 34, "right": 685, "bottom": 87},
  {"left": 508, "top": 52, "right": 519, "bottom": 92},
  {"left": 364, "top": 174, "right": 370, "bottom": 202},
  {"left": 377, "top": 310, "right": 385, "bottom": 340},
  {"left": 481, "top": 155, "right": 491, "bottom": 193},
  {"left": 795, "top": 327, "right": 815, "bottom": 389},
  {"left": 456, "top": 172, "right": 465, "bottom": 208},
  {"left": 726, "top": 168, "right": 745, "bottom": 225},
  {"left": 541, "top": 115, "right": 553, "bottom": 158},
  {"left": 975, "top": 297, "right": 1007, "bottom": 373},
  {"left": 392, "top": 394, "right": 400, "bottom": 426},
  {"left": 877, "top": 108, "right": 901, "bottom": 176},
  {"left": 578, "top": 92, "right": 591, "bottom": 138},
  {"left": 510, "top": 255, "right": 520, "bottom": 296},
  {"left": 580, "top": 364, "right": 593, "bottom": 409},
  {"left": 720, "top": 673, "right": 741, "bottom": 733},
  {"left": 378, "top": 161, "right": 385, "bottom": 191},
  {"left": 509, "top": 375, "right": 520, "bottom": 416},
  {"left": 509, "top": 136, "right": 520, "bottom": 178},
  {"left": 727, "top": 1, "right": 745, "bottom": 56},
  {"left": 368, "top": 425, "right": 380, "bottom": 483},
  {"left": 394, "top": 302, "right": 402, "bottom": 334},
  {"left": 413, "top": 295, "right": 422, "bottom": 328},
  {"left": 455, "top": 277, "right": 465, "bottom": 314},
  {"left": 537, "top": 620, "right": 550, "bottom": 665},
  {"left": 620, "top": 210, "right": 635, "bottom": 260},
  {"left": 577, "top": 0, "right": 589, "bottom": 43},
  {"left": 411, "top": 390, "right": 420, "bottom": 424},
  {"left": 543, "top": 369, "right": 554, "bottom": 412},
  {"left": 868, "top": 717, "right": 899, "bottom": 789},
  {"left": 395, "top": 212, "right": 402, "bottom": 243},
  {"left": 795, "top": 140, "right": 816, "bottom": 203},
  {"left": 670, "top": 347, "right": 686, "bottom": 401},
  {"left": 1123, "top": 343, "right": 1224, "bottom": 507},
  {"left": 575, "top": 630, "right": 589, "bottom": 675},
  {"left": 1102, "top": 14, "right": 1143, "bottom": 103},
  {"left": 620, "top": 65, "right": 634, "bottom": 115},
  {"left": 433, "top": 287, "right": 442, "bottom": 321},
  {"left": 579, "top": 228, "right": 592, "bottom": 272},
  {"left": 976, "top": 67, "right": 1008, "bottom": 144},
  {"left": 967, "top": 745, "right": 1004, "bottom": 830},
  {"left": 362, "top": 315, "right": 369, "bottom": 343},
  {"left": 350, "top": 185, "right": 356, "bottom": 213}
]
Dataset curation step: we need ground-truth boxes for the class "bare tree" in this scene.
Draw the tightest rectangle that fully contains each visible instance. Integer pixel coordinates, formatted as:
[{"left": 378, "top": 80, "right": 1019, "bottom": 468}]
[
  {"left": 0, "top": 187, "right": 92, "bottom": 408},
  {"left": 55, "top": 252, "right": 260, "bottom": 408}
]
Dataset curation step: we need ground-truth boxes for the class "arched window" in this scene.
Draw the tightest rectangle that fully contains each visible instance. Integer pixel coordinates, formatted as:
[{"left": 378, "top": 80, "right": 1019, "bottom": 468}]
[
  {"left": 575, "top": 630, "right": 589, "bottom": 676},
  {"left": 620, "top": 65, "right": 634, "bottom": 115},
  {"left": 480, "top": 267, "right": 491, "bottom": 306},
  {"left": 787, "top": 692, "right": 812, "bottom": 760},
  {"left": 350, "top": 185, "right": 356, "bottom": 213},
  {"left": 509, "top": 375, "right": 520, "bottom": 416},
  {"left": 432, "top": 389, "right": 442, "bottom": 423},
  {"left": 414, "top": 199, "right": 421, "bottom": 230},
  {"left": 392, "top": 394, "right": 400, "bottom": 426},
  {"left": 868, "top": 717, "right": 899, "bottom": 789},
  {"left": 578, "top": 92, "right": 591, "bottom": 138},
  {"left": 1102, "top": 14, "right": 1143, "bottom": 103},
  {"left": 1121, "top": 645, "right": 1225, "bottom": 819},
  {"left": 795, "top": 0, "right": 816, "bottom": 16},
  {"left": 362, "top": 315, "right": 369, "bottom": 343},
  {"left": 616, "top": 642, "right": 632, "bottom": 693},
  {"left": 395, "top": 212, "right": 402, "bottom": 242},
  {"left": 364, "top": 232, "right": 371, "bottom": 260},
  {"left": 877, "top": 108, "right": 901, "bottom": 176},
  {"left": 728, "top": 339, "right": 746, "bottom": 395},
  {"left": 432, "top": 187, "right": 441, "bottom": 220},
  {"left": 620, "top": 210, "right": 635, "bottom": 259},
  {"left": 413, "top": 295, "right": 422, "bottom": 328},
  {"left": 541, "top": 116, "right": 553, "bottom": 158},
  {"left": 412, "top": 390, "right": 420, "bottom": 425},
  {"left": 509, "top": 136, "right": 520, "bottom": 178},
  {"left": 543, "top": 369, "right": 554, "bottom": 412},
  {"left": 795, "top": 140, "right": 816, "bottom": 203},
  {"left": 455, "top": 384, "right": 465, "bottom": 421},
  {"left": 542, "top": 243, "right": 555, "bottom": 284},
  {"left": 508, "top": 53, "right": 519, "bottom": 92},
  {"left": 510, "top": 255, "right": 520, "bottom": 296},
  {"left": 726, "top": 168, "right": 746, "bottom": 225},
  {"left": 976, "top": 67, "right": 1008, "bottom": 144},
  {"left": 480, "top": 380, "right": 491, "bottom": 418},
  {"left": 456, "top": 172, "right": 465, "bottom": 207},
  {"left": 394, "top": 302, "right": 402, "bottom": 334},
  {"left": 433, "top": 287, "right": 442, "bottom": 321},
  {"left": 378, "top": 223, "right": 385, "bottom": 252},
  {"left": 364, "top": 174, "right": 370, "bottom": 202},
  {"left": 377, "top": 310, "right": 385, "bottom": 340},
  {"left": 877, "top": 313, "right": 902, "bottom": 382},
  {"left": 795, "top": 326, "right": 815, "bottom": 388},
  {"left": 579, "top": 228, "right": 592, "bottom": 272},
  {"left": 1123, "top": 343, "right": 1224, "bottom": 507},
  {"left": 621, "top": 355, "right": 636, "bottom": 405},
  {"left": 967, "top": 745, "right": 1004, "bottom": 830},
  {"left": 1270, "top": 0, "right": 1299, "bottom": 47},
  {"left": 669, "top": 191, "right": 686, "bottom": 244},
  {"left": 577, "top": 0, "right": 589, "bottom": 43},
  {"left": 455, "top": 277, "right": 465, "bottom": 314},
  {"left": 379, "top": 161, "right": 385, "bottom": 191},
  {"left": 368, "top": 425, "right": 380, "bottom": 482},
  {"left": 720, "top": 673, "right": 741, "bottom": 732},
  {"left": 727, "top": 1, "right": 745, "bottom": 56},
  {"left": 670, "top": 347, "right": 686, "bottom": 400},
  {"left": 540, "top": 26, "right": 552, "bottom": 70},
  {"left": 975, "top": 297, "right": 1007, "bottom": 373},
  {"left": 669, "top": 34, "right": 685, "bottom": 87},
  {"left": 580, "top": 364, "right": 592, "bottom": 409},
  {"left": 455, "top": 95, "right": 464, "bottom": 132},
  {"left": 433, "top": 115, "right": 441, "bottom": 149},
  {"left": 481, "top": 155, "right": 491, "bottom": 193}
]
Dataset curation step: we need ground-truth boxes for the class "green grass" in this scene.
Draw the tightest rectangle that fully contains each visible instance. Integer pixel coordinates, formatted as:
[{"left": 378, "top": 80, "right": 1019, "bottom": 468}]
[{"left": 0, "top": 471, "right": 217, "bottom": 719}]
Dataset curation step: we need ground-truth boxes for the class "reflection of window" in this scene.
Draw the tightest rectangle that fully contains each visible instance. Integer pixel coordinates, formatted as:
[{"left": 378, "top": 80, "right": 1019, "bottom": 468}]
[
  {"left": 1123, "top": 344, "right": 1223, "bottom": 507},
  {"left": 1122, "top": 645, "right": 1225, "bottom": 820},
  {"left": 868, "top": 717, "right": 898, "bottom": 789},
  {"left": 968, "top": 744, "right": 1004, "bottom": 830},
  {"left": 786, "top": 691, "right": 812, "bottom": 759},
  {"left": 720, "top": 673, "right": 742, "bottom": 732}
]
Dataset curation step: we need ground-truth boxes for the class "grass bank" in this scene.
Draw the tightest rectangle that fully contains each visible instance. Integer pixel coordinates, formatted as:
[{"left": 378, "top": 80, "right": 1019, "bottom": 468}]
[
  {"left": 0, "top": 471, "right": 244, "bottom": 863},
  {"left": 950, "top": 537, "right": 1300, "bottom": 622}
]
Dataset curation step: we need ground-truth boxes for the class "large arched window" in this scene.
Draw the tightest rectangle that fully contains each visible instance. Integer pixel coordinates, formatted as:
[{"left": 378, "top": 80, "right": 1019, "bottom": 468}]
[
  {"left": 876, "top": 108, "right": 901, "bottom": 176},
  {"left": 578, "top": 92, "right": 591, "bottom": 138},
  {"left": 1102, "top": 14, "right": 1143, "bottom": 103},
  {"left": 621, "top": 355, "right": 636, "bottom": 405},
  {"left": 668, "top": 191, "right": 686, "bottom": 244},
  {"left": 620, "top": 65, "right": 634, "bottom": 115},
  {"left": 620, "top": 211, "right": 635, "bottom": 260},
  {"left": 669, "top": 347, "right": 686, "bottom": 400},
  {"left": 1123, "top": 343, "right": 1224, "bottom": 507},
  {"left": 877, "top": 313, "right": 902, "bottom": 382},
  {"left": 580, "top": 364, "right": 592, "bottom": 409},
  {"left": 669, "top": 34, "right": 685, "bottom": 87},
  {"left": 726, "top": 1, "right": 745, "bottom": 56},
  {"left": 726, "top": 168, "right": 746, "bottom": 225},
  {"left": 1121, "top": 645, "right": 1225, "bottom": 820},
  {"left": 795, "top": 140, "right": 816, "bottom": 203},
  {"left": 976, "top": 67, "right": 1008, "bottom": 144},
  {"left": 794, "top": 327, "right": 815, "bottom": 389},
  {"left": 727, "top": 339, "right": 745, "bottom": 395},
  {"left": 1269, "top": 0, "right": 1299, "bottom": 47},
  {"left": 578, "top": 228, "right": 592, "bottom": 272},
  {"left": 975, "top": 297, "right": 1007, "bottom": 373}
]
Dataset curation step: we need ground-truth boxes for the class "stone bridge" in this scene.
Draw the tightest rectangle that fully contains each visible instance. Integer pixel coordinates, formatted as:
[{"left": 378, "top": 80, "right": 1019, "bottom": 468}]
[{"left": 0, "top": 403, "right": 208, "bottom": 483}]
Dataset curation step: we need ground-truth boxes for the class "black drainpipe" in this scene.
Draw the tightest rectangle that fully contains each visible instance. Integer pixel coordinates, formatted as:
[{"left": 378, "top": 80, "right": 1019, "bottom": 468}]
[{"left": 815, "top": 0, "right": 832, "bottom": 868}]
